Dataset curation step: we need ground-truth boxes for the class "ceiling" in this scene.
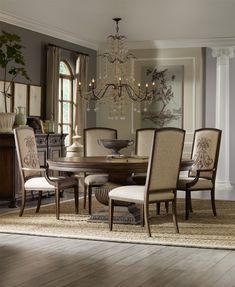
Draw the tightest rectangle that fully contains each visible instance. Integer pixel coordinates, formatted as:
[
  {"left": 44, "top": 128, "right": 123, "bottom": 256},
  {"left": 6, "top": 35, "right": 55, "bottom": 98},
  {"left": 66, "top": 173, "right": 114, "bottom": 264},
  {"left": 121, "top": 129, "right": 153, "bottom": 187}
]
[{"left": 1, "top": 0, "right": 235, "bottom": 50}]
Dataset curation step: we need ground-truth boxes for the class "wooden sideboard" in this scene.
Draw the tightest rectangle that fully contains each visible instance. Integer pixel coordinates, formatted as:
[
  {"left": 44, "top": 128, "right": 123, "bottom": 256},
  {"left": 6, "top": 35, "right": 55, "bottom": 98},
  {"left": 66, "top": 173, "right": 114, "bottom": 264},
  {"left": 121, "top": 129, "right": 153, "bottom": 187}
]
[{"left": 0, "top": 133, "right": 67, "bottom": 207}]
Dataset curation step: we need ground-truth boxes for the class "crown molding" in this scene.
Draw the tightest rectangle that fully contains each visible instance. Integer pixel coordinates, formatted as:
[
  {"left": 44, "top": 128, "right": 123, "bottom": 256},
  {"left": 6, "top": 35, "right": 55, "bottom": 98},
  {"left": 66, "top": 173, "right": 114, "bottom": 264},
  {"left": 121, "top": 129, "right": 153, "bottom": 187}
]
[
  {"left": 0, "top": 11, "right": 99, "bottom": 51},
  {"left": 2, "top": 11, "right": 235, "bottom": 51},
  {"left": 127, "top": 38, "right": 235, "bottom": 50}
]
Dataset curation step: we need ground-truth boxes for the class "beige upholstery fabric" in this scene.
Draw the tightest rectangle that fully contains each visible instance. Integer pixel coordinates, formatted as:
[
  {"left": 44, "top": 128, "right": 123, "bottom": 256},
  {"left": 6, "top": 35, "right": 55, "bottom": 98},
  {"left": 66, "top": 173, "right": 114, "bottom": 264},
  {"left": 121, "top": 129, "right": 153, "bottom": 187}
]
[
  {"left": 15, "top": 127, "right": 41, "bottom": 179},
  {"left": 25, "top": 177, "right": 56, "bottom": 190},
  {"left": 148, "top": 130, "right": 184, "bottom": 191},
  {"left": 177, "top": 128, "right": 222, "bottom": 220},
  {"left": 109, "top": 185, "right": 174, "bottom": 203},
  {"left": 136, "top": 129, "right": 155, "bottom": 157},
  {"left": 83, "top": 128, "right": 118, "bottom": 214},
  {"left": 177, "top": 177, "right": 213, "bottom": 189},
  {"left": 109, "top": 128, "right": 185, "bottom": 236},
  {"left": 14, "top": 126, "right": 79, "bottom": 219},
  {"left": 190, "top": 130, "right": 220, "bottom": 178},
  {"left": 84, "top": 174, "right": 109, "bottom": 185},
  {"left": 84, "top": 128, "right": 117, "bottom": 156},
  {"left": 132, "top": 128, "right": 155, "bottom": 185}
]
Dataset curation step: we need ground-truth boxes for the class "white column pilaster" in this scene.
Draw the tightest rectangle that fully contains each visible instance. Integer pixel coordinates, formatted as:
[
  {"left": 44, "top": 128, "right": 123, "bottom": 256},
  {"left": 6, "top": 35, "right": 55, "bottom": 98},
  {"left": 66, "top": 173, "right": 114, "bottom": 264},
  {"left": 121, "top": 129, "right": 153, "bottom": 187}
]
[{"left": 212, "top": 47, "right": 234, "bottom": 189}]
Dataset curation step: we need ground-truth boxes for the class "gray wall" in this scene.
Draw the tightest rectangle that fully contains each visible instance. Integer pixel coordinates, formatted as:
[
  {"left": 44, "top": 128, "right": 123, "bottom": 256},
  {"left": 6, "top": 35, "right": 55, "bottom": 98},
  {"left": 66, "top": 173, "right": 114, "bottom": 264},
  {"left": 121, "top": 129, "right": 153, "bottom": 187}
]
[
  {"left": 205, "top": 48, "right": 235, "bottom": 184},
  {"left": 0, "top": 21, "right": 97, "bottom": 120}
]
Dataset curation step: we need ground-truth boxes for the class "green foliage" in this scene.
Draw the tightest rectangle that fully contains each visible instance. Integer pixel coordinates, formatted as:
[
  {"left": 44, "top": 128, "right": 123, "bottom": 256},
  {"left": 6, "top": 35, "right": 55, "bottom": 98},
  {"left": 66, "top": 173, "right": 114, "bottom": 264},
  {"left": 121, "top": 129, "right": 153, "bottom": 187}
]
[{"left": 0, "top": 30, "right": 30, "bottom": 112}]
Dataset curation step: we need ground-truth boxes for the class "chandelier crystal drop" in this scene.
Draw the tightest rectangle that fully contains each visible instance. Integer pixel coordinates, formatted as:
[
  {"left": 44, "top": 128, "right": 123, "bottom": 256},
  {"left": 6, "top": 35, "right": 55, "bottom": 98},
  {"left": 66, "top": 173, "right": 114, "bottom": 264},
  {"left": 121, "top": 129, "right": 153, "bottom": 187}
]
[{"left": 78, "top": 18, "right": 158, "bottom": 120}]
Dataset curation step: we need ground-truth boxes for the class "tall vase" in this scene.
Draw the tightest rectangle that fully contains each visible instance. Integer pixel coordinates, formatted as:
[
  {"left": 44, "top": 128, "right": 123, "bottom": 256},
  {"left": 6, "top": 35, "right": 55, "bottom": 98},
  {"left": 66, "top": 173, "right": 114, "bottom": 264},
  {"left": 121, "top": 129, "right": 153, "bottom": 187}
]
[{"left": 15, "top": 106, "right": 27, "bottom": 126}]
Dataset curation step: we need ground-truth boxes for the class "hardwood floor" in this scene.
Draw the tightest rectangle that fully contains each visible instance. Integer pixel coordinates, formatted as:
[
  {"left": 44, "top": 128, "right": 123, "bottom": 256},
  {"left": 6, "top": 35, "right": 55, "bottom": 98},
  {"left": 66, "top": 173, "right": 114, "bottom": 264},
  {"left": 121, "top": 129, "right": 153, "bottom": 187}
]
[
  {"left": 0, "top": 188, "right": 235, "bottom": 286},
  {"left": 0, "top": 233, "right": 234, "bottom": 287}
]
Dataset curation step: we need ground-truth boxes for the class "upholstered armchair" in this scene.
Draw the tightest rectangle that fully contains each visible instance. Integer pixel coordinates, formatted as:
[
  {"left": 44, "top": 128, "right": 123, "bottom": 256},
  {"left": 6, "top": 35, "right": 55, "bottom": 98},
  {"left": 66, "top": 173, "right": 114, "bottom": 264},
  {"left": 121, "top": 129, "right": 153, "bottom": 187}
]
[
  {"left": 109, "top": 128, "right": 185, "bottom": 237},
  {"left": 14, "top": 126, "right": 79, "bottom": 219},
  {"left": 177, "top": 128, "right": 222, "bottom": 220},
  {"left": 83, "top": 127, "right": 117, "bottom": 214}
]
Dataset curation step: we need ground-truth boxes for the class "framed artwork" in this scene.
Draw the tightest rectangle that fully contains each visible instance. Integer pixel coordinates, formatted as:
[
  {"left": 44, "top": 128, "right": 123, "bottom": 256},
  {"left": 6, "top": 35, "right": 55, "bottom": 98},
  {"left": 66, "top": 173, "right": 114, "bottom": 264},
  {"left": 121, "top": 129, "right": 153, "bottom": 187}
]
[
  {"left": 13, "top": 83, "right": 28, "bottom": 112},
  {"left": 29, "top": 85, "right": 42, "bottom": 116},
  {"left": 132, "top": 62, "right": 184, "bottom": 132},
  {"left": 0, "top": 81, "right": 13, "bottom": 112}
]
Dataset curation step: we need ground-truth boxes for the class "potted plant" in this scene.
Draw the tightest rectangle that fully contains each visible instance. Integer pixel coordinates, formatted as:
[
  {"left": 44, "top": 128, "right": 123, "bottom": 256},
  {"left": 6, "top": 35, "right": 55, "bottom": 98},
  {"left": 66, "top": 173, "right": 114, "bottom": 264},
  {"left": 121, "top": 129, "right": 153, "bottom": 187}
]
[{"left": 0, "top": 30, "right": 30, "bottom": 132}]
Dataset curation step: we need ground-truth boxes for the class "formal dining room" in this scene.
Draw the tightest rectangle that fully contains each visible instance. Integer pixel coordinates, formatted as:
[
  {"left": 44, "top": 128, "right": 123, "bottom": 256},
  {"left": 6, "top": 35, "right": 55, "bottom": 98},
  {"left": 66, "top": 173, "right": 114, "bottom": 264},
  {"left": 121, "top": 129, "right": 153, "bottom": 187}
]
[{"left": 0, "top": 0, "right": 235, "bottom": 286}]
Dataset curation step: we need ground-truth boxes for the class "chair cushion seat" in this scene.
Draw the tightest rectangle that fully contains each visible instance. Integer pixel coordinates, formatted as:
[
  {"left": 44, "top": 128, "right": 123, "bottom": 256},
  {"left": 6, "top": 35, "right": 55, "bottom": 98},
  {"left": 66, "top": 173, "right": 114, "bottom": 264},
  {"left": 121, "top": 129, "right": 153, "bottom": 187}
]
[
  {"left": 109, "top": 185, "right": 174, "bottom": 204},
  {"left": 84, "top": 174, "right": 109, "bottom": 185},
  {"left": 25, "top": 177, "right": 56, "bottom": 191},
  {"left": 25, "top": 176, "right": 78, "bottom": 190},
  {"left": 178, "top": 177, "right": 213, "bottom": 190}
]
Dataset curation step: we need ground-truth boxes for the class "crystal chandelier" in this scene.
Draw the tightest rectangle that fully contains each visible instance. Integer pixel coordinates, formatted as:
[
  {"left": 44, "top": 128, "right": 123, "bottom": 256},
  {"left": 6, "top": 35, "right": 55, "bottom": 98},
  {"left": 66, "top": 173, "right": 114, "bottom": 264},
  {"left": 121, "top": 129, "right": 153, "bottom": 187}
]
[{"left": 78, "top": 18, "right": 158, "bottom": 120}]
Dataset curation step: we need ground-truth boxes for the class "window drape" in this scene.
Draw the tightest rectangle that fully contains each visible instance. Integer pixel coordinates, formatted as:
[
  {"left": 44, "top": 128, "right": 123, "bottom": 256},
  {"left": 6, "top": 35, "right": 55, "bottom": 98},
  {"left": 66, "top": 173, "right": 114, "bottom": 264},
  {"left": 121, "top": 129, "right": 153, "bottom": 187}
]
[
  {"left": 46, "top": 46, "right": 60, "bottom": 131},
  {"left": 75, "top": 54, "right": 89, "bottom": 140}
]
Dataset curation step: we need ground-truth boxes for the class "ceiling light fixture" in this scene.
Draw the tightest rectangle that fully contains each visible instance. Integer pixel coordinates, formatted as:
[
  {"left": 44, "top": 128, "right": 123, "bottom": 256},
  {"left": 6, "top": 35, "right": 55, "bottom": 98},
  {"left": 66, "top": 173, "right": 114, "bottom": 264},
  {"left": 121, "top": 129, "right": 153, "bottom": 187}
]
[{"left": 78, "top": 17, "right": 158, "bottom": 120}]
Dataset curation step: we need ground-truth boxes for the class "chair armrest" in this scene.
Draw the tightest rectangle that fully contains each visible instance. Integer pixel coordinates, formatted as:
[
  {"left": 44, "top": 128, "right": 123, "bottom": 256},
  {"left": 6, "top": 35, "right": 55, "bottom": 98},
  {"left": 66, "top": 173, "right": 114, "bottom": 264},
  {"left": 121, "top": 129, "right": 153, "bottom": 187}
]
[
  {"left": 195, "top": 168, "right": 215, "bottom": 179},
  {"left": 184, "top": 168, "right": 215, "bottom": 188},
  {"left": 22, "top": 167, "right": 46, "bottom": 172},
  {"left": 22, "top": 167, "right": 47, "bottom": 178},
  {"left": 45, "top": 173, "right": 78, "bottom": 187}
]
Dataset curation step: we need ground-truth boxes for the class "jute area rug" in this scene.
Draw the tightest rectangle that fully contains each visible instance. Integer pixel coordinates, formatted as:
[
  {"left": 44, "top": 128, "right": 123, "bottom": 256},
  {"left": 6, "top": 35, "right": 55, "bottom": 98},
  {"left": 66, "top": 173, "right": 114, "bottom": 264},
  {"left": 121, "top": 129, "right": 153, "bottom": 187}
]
[{"left": 0, "top": 198, "right": 235, "bottom": 250}]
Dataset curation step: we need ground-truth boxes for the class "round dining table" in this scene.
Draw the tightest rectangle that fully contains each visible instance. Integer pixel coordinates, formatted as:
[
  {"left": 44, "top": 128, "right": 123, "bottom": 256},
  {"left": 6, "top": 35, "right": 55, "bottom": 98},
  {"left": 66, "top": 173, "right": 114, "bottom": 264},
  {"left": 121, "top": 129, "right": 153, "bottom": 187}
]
[
  {"left": 47, "top": 156, "right": 194, "bottom": 223},
  {"left": 48, "top": 155, "right": 193, "bottom": 203},
  {"left": 47, "top": 156, "right": 193, "bottom": 174}
]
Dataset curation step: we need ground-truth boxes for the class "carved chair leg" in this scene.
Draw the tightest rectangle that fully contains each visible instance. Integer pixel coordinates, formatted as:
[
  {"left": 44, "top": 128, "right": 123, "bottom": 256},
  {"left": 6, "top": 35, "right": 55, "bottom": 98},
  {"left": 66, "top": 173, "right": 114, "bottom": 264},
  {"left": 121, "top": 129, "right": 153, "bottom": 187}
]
[
  {"left": 36, "top": 190, "right": 42, "bottom": 213},
  {"left": 144, "top": 203, "right": 151, "bottom": 237},
  {"left": 55, "top": 188, "right": 60, "bottom": 220},
  {"left": 156, "top": 202, "right": 160, "bottom": 215},
  {"left": 188, "top": 191, "right": 193, "bottom": 212},
  {"left": 211, "top": 188, "right": 217, "bottom": 216},
  {"left": 88, "top": 186, "right": 92, "bottom": 215},
  {"left": 185, "top": 190, "right": 190, "bottom": 220},
  {"left": 172, "top": 196, "right": 179, "bottom": 233},
  {"left": 83, "top": 185, "right": 87, "bottom": 209},
  {"left": 19, "top": 188, "right": 26, "bottom": 217},
  {"left": 109, "top": 198, "right": 114, "bottom": 231},
  {"left": 74, "top": 184, "right": 79, "bottom": 214},
  {"left": 140, "top": 204, "right": 144, "bottom": 227}
]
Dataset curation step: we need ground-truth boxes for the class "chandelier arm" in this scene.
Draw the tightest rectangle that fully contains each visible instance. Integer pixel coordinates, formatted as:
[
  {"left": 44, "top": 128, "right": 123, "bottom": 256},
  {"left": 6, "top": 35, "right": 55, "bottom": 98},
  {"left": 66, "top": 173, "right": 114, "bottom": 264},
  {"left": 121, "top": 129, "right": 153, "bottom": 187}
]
[
  {"left": 91, "top": 84, "right": 116, "bottom": 100},
  {"left": 124, "top": 84, "right": 151, "bottom": 102}
]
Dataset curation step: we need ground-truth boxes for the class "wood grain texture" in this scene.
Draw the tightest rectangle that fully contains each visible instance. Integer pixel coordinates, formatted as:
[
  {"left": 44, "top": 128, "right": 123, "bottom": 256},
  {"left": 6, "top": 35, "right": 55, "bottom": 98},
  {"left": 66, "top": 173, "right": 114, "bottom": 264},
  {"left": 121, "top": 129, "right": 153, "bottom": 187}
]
[{"left": 0, "top": 233, "right": 234, "bottom": 287}]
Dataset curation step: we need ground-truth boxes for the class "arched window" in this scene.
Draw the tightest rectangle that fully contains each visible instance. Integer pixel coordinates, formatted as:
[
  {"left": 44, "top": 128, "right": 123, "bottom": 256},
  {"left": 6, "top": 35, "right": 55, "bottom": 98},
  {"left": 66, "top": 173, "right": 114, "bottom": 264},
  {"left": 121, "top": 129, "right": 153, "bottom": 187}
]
[{"left": 58, "top": 60, "right": 74, "bottom": 145}]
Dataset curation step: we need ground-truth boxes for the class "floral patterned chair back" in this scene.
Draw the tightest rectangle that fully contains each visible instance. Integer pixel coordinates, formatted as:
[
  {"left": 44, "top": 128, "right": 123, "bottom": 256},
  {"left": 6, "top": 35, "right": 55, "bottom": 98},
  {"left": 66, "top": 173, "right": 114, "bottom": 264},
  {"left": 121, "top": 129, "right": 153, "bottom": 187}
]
[
  {"left": 14, "top": 126, "right": 41, "bottom": 180},
  {"left": 189, "top": 128, "right": 222, "bottom": 180}
]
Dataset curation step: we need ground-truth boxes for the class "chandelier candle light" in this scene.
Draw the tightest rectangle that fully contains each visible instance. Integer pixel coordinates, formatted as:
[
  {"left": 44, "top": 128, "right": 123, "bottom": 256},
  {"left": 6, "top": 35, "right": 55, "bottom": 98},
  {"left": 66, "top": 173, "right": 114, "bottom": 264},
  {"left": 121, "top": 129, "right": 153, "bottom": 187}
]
[{"left": 78, "top": 18, "right": 158, "bottom": 120}]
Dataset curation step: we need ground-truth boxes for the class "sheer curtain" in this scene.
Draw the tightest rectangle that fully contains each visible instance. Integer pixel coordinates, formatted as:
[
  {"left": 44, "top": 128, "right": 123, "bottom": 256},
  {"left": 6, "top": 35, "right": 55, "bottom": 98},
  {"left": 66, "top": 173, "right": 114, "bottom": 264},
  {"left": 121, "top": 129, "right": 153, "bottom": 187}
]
[
  {"left": 46, "top": 46, "right": 60, "bottom": 131},
  {"left": 75, "top": 54, "right": 89, "bottom": 140}
]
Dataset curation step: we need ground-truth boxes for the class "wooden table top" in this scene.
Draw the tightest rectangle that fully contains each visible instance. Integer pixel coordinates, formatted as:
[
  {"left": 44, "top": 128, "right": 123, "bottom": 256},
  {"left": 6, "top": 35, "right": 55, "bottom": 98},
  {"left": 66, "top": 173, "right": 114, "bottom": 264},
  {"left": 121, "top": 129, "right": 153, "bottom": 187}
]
[{"left": 47, "top": 156, "right": 193, "bottom": 174}]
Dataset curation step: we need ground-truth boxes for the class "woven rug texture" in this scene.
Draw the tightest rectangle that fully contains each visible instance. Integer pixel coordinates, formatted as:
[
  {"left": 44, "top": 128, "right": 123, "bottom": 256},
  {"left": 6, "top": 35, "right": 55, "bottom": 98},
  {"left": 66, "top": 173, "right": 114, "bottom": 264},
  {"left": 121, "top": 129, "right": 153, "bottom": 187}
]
[{"left": 0, "top": 198, "right": 235, "bottom": 250}]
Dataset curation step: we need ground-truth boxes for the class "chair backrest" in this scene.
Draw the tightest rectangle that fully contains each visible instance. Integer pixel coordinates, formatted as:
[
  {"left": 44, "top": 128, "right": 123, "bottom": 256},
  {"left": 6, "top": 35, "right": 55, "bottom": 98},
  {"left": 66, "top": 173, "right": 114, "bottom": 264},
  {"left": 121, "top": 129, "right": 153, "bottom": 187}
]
[
  {"left": 145, "top": 128, "right": 185, "bottom": 195},
  {"left": 135, "top": 128, "right": 156, "bottom": 157},
  {"left": 189, "top": 128, "right": 222, "bottom": 180},
  {"left": 84, "top": 127, "right": 117, "bottom": 156},
  {"left": 14, "top": 126, "right": 41, "bottom": 181}
]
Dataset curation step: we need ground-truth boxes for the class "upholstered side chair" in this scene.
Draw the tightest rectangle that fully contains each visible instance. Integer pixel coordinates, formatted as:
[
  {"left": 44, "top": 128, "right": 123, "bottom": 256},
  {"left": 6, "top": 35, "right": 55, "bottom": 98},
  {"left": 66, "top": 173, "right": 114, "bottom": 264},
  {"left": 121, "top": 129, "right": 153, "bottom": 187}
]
[
  {"left": 14, "top": 126, "right": 79, "bottom": 220},
  {"left": 109, "top": 128, "right": 185, "bottom": 237},
  {"left": 83, "top": 127, "right": 117, "bottom": 214},
  {"left": 177, "top": 128, "right": 222, "bottom": 220},
  {"left": 131, "top": 128, "right": 156, "bottom": 185}
]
